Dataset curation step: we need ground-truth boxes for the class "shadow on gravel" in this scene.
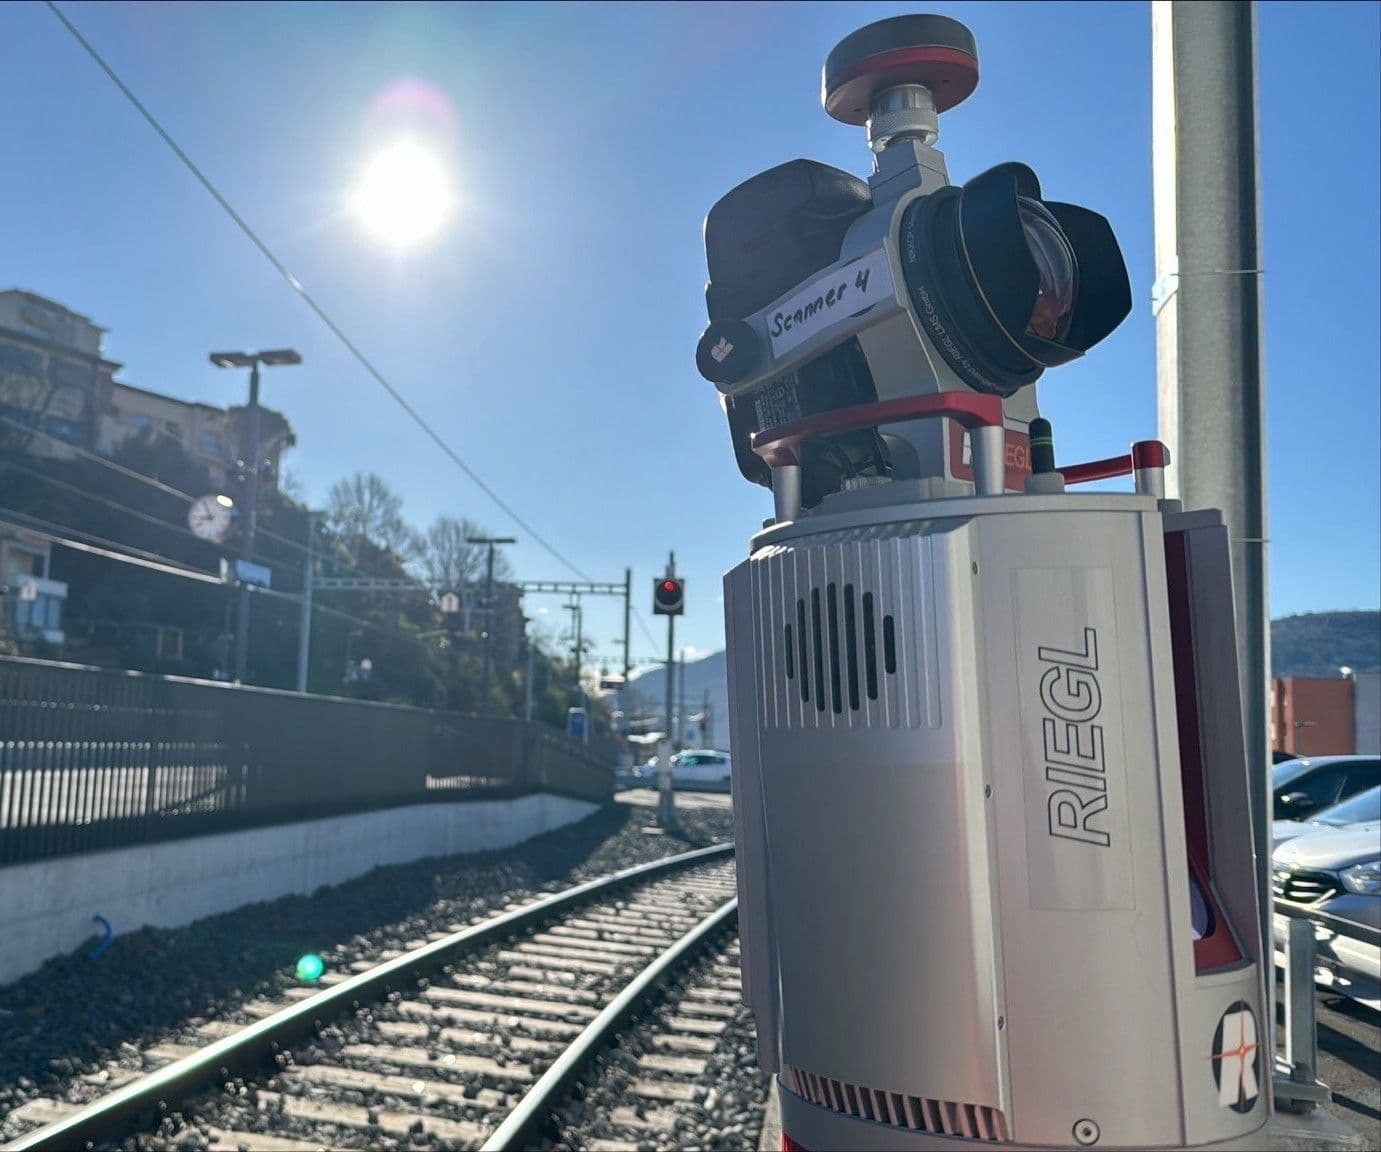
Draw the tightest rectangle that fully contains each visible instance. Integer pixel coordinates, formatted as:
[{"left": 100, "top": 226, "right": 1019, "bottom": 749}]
[{"left": 0, "top": 800, "right": 729, "bottom": 1098}]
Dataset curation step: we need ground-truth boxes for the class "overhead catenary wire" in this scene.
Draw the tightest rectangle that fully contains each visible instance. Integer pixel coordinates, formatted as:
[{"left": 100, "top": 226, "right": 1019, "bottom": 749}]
[
  {"left": 0, "top": 513, "right": 225, "bottom": 586},
  {"left": 0, "top": 414, "right": 197, "bottom": 505},
  {"left": 0, "top": 422, "right": 519, "bottom": 616},
  {"left": 632, "top": 607, "right": 662, "bottom": 651},
  {"left": 0, "top": 512, "right": 435, "bottom": 645},
  {"left": 0, "top": 418, "right": 398, "bottom": 591},
  {"left": 0, "top": 505, "right": 230, "bottom": 578},
  {"left": 0, "top": 453, "right": 271, "bottom": 557},
  {"left": 0, "top": 413, "right": 314, "bottom": 561},
  {"left": 44, "top": 1, "right": 593, "bottom": 583}
]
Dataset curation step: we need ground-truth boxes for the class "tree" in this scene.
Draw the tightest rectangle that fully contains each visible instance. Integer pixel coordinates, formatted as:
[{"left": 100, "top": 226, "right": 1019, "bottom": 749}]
[
  {"left": 416, "top": 515, "right": 513, "bottom": 591},
  {"left": 325, "top": 472, "right": 414, "bottom": 558}
]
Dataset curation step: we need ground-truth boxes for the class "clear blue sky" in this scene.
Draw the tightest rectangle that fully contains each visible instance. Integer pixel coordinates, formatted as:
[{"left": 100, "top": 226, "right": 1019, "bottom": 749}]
[{"left": 1, "top": 1, "right": 1377, "bottom": 672}]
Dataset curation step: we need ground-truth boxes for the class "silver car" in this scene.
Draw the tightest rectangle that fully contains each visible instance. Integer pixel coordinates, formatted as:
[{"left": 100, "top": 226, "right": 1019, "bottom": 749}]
[
  {"left": 1273, "top": 784, "right": 1381, "bottom": 846},
  {"left": 1272, "top": 820, "right": 1381, "bottom": 1010}
]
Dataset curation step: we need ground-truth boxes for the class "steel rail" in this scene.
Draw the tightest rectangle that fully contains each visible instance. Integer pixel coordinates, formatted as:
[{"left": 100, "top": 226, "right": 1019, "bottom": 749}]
[
  {"left": 482, "top": 896, "right": 739, "bottom": 1151},
  {"left": 4, "top": 842, "right": 734, "bottom": 1152}
]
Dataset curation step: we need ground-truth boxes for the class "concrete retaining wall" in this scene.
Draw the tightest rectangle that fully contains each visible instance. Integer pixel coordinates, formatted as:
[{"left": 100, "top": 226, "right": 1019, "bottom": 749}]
[{"left": 0, "top": 793, "right": 599, "bottom": 987}]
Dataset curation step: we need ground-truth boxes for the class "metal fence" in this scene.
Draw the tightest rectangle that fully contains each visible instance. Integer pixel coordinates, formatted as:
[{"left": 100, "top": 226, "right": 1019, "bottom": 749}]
[{"left": 0, "top": 655, "right": 613, "bottom": 867}]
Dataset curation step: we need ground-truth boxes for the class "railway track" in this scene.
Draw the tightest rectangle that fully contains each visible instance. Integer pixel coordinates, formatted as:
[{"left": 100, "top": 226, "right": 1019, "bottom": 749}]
[
  {"left": 541, "top": 932, "right": 763, "bottom": 1151},
  {"left": 3, "top": 844, "right": 741, "bottom": 1152}
]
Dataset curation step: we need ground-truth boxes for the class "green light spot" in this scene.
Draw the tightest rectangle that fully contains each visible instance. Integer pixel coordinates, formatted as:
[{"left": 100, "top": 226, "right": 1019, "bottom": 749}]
[{"left": 295, "top": 953, "right": 325, "bottom": 982}]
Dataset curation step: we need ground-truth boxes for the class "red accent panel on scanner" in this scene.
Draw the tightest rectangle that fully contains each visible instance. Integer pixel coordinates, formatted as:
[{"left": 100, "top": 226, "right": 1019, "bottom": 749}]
[{"left": 1165, "top": 529, "right": 1245, "bottom": 973}]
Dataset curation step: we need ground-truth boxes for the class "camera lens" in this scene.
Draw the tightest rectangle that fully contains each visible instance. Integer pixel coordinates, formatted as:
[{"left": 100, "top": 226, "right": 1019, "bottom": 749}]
[
  {"left": 1018, "top": 197, "right": 1077, "bottom": 343},
  {"left": 899, "top": 162, "right": 1130, "bottom": 396}
]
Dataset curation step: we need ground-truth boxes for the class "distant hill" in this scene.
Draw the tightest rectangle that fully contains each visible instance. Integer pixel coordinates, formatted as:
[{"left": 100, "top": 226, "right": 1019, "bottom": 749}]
[
  {"left": 626, "top": 651, "right": 729, "bottom": 748},
  {"left": 1272, "top": 611, "right": 1380, "bottom": 678}
]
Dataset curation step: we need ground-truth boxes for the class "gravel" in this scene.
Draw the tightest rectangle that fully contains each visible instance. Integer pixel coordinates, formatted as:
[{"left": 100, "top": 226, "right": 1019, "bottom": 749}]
[
  {"left": 0, "top": 799, "right": 733, "bottom": 1137},
  {"left": 546, "top": 935, "right": 769, "bottom": 1152}
]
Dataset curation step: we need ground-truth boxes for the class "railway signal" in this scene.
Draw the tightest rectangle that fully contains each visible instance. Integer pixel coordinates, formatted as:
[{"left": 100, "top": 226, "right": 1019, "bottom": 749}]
[
  {"left": 652, "top": 576, "right": 685, "bottom": 616},
  {"left": 703, "top": 13, "right": 1267, "bottom": 1152}
]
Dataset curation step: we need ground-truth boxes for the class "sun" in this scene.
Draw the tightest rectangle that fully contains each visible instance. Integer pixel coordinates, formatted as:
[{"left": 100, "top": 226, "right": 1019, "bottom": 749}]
[{"left": 353, "top": 139, "right": 454, "bottom": 249}]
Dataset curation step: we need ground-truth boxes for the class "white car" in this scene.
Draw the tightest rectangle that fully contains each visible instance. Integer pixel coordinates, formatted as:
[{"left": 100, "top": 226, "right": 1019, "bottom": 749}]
[{"left": 671, "top": 749, "right": 733, "bottom": 790}]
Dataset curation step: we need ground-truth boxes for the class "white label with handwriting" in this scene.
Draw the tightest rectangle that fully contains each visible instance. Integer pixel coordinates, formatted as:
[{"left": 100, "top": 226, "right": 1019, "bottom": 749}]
[{"left": 766, "top": 247, "right": 896, "bottom": 359}]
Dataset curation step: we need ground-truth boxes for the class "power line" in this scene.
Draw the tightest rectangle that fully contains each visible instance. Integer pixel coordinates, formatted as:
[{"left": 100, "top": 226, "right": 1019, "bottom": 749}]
[
  {"left": 0, "top": 413, "right": 313, "bottom": 560},
  {"left": 45, "top": 0, "right": 593, "bottom": 584},
  {"left": 0, "top": 414, "right": 194, "bottom": 504},
  {"left": 0, "top": 505, "right": 228, "bottom": 577},
  {"left": 0, "top": 513, "right": 435, "bottom": 645},
  {"left": 1, "top": 453, "right": 235, "bottom": 552},
  {"left": 633, "top": 606, "right": 661, "bottom": 650},
  {"left": 0, "top": 423, "right": 463, "bottom": 606},
  {"left": 0, "top": 514, "right": 224, "bottom": 585}
]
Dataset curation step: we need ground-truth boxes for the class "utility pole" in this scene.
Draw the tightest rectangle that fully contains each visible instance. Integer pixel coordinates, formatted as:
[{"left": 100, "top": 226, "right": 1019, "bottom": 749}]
[
  {"left": 622, "top": 566, "right": 632, "bottom": 735},
  {"left": 1151, "top": 0, "right": 1271, "bottom": 1017},
  {"left": 677, "top": 648, "right": 687, "bottom": 749},
  {"left": 467, "top": 535, "right": 516, "bottom": 714},
  {"left": 622, "top": 567, "right": 632, "bottom": 689},
  {"left": 663, "top": 552, "right": 676, "bottom": 750},
  {"left": 567, "top": 598, "right": 584, "bottom": 695},
  {"left": 295, "top": 512, "right": 316, "bottom": 693},
  {"left": 523, "top": 628, "right": 535, "bottom": 722}
]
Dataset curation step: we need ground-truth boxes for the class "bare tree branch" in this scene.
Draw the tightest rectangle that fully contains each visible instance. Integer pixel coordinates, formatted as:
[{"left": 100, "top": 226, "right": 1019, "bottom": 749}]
[
  {"left": 417, "top": 515, "right": 513, "bottom": 589},
  {"left": 325, "top": 471, "right": 413, "bottom": 557}
]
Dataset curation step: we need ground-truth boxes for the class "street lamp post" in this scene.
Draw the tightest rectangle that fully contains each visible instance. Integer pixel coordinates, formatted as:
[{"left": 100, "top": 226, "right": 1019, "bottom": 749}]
[
  {"left": 466, "top": 535, "right": 515, "bottom": 714},
  {"left": 210, "top": 348, "right": 301, "bottom": 684}
]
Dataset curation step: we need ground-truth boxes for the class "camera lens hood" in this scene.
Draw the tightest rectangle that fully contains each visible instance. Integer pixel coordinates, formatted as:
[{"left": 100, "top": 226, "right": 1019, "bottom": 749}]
[{"left": 899, "top": 162, "right": 1131, "bottom": 396}]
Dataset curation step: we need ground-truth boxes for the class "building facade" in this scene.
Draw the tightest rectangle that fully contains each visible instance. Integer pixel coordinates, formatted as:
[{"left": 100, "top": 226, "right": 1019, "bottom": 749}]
[
  {"left": 0, "top": 290, "right": 120, "bottom": 459},
  {"left": 0, "top": 526, "right": 67, "bottom": 647},
  {"left": 1270, "top": 674, "right": 1381, "bottom": 757},
  {"left": 99, "top": 382, "right": 294, "bottom": 492},
  {"left": 0, "top": 288, "right": 295, "bottom": 657}
]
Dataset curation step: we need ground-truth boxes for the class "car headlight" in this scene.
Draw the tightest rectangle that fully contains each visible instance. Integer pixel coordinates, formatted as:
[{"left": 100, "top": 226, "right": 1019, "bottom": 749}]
[{"left": 1340, "top": 860, "right": 1381, "bottom": 895}]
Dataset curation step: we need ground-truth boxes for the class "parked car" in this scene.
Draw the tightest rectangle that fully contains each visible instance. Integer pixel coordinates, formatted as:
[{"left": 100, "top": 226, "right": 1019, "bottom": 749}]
[
  {"left": 1272, "top": 755, "right": 1381, "bottom": 822},
  {"left": 1274, "top": 785, "right": 1381, "bottom": 846},
  {"left": 671, "top": 749, "right": 733, "bottom": 791},
  {"left": 1272, "top": 821, "right": 1381, "bottom": 1010},
  {"left": 613, "top": 759, "right": 652, "bottom": 790}
]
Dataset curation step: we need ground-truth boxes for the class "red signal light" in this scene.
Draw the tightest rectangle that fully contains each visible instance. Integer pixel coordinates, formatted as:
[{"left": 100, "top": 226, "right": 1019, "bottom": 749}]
[{"left": 653, "top": 576, "right": 685, "bottom": 616}]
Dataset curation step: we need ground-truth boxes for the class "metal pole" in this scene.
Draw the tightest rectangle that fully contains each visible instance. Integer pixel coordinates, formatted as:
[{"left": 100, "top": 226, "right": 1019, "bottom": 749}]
[
  {"left": 663, "top": 552, "right": 675, "bottom": 750},
  {"left": 524, "top": 635, "right": 535, "bottom": 722},
  {"left": 678, "top": 648, "right": 686, "bottom": 749},
  {"left": 295, "top": 512, "right": 315, "bottom": 693},
  {"left": 1283, "top": 917, "right": 1319, "bottom": 1111},
  {"left": 481, "top": 541, "right": 496, "bottom": 712},
  {"left": 1152, "top": 0, "right": 1271, "bottom": 1017},
  {"left": 233, "top": 361, "right": 261, "bottom": 683},
  {"left": 573, "top": 601, "right": 583, "bottom": 695},
  {"left": 622, "top": 567, "right": 632, "bottom": 688},
  {"left": 621, "top": 566, "right": 632, "bottom": 750}
]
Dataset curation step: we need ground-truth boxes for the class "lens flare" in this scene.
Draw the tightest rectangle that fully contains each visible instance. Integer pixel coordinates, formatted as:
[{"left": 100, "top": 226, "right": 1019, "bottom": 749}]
[
  {"left": 1018, "top": 197, "right": 1077, "bottom": 342},
  {"left": 295, "top": 953, "right": 325, "bottom": 982}
]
